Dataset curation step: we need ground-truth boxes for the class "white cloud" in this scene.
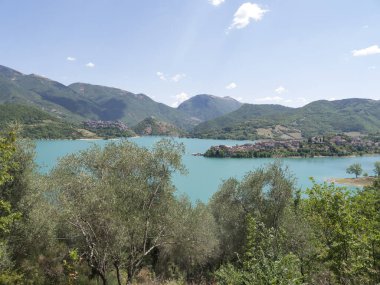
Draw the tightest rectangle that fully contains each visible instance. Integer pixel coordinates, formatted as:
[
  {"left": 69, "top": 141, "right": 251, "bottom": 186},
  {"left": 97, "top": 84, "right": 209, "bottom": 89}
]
[
  {"left": 171, "top": 73, "right": 186, "bottom": 82},
  {"left": 254, "top": 96, "right": 284, "bottom": 103},
  {"left": 328, "top": 97, "right": 336, "bottom": 101},
  {"left": 369, "top": 66, "right": 377, "bottom": 70},
  {"left": 209, "top": 0, "right": 224, "bottom": 6},
  {"left": 156, "top": 71, "right": 166, "bottom": 81},
  {"left": 86, "top": 62, "right": 95, "bottom": 68},
  {"left": 226, "top": 82, "right": 237, "bottom": 89},
  {"left": 171, "top": 92, "right": 190, "bottom": 107},
  {"left": 352, "top": 45, "right": 380, "bottom": 57},
  {"left": 157, "top": 72, "right": 186, "bottom": 82},
  {"left": 274, "top": 86, "right": 286, "bottom": 94},
  {"left": 66, "top": 56, "right": 76, "bottom": 61},
  {"left": 229, "top": 2, "right": 268, "bottom": 30}
]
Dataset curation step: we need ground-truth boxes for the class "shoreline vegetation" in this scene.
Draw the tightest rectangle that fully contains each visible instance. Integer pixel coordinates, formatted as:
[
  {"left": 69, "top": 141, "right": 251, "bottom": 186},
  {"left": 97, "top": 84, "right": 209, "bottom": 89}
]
[{"left": 203, "top": 134, "right": 380, "bottom": 158}]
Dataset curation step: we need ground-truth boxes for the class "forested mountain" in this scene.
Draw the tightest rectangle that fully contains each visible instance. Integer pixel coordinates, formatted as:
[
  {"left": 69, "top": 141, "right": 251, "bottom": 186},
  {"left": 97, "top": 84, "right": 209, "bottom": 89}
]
[
  {"left": 0, "top": 65, "right": 197, "bottom": 129},
  {"left": 0, "top": 104, "right": 84, "bottom": 139},
  {"left": 192, "top": 99, "right": 380, "bottom": 140},
  {"left": 69, "top": 83, "right": 197, "bottom": 129},
  {"left": 177, "top": 94, "right": 242, "bottom": 121},
  {"left": 0, "top": 65, "right": 100, "bottom": 121}
]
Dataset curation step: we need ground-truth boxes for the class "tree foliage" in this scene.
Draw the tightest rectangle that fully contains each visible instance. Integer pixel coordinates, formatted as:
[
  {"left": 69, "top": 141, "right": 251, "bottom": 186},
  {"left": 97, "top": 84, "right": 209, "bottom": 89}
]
[
  {"left": 346, "top": 163, "right": 363, "bottom": 178},
  {"left": 374, "top": 161, "right": 380, "bottom": 177}
]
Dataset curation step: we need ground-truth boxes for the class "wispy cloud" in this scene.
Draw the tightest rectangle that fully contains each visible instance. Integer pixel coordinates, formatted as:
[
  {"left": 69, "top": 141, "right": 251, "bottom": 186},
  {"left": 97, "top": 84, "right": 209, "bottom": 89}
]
[
  {"left": 86, "top": 62, "right": 95, "bottom": 68},
  {"left": 156, "top": 71, "right": 166, "bottom": 81},
  {"left": 274, "top": 86, "right": 287, "bottom": 94},
  {"left": 254, "top": 96, "right": 308, "bottom": 106},
  {"left": 157, "top": 72, "right": 186, "bottom": 82},
  {"left": 66, "top": 56, "right": 76, "bottom": 61},
  {"left": 228, "top": 2, "right": 268, "bottom": 30},
  {"left": 226, "top": 82, "right": 237, "bottom": 89},
  {"left": 171, "top": 92, "right": 190, "bottom": 107},
  {"left": 209, "top": 0, "right": 224, "bottom": 6},
  {"left": 352, "top": 45, "right": 380, "bottom": 57},
  {"left": 255, "top": 96, "right": 284, "bottom": 103},
  {"left": 171, "top": 73, "right": 186, "bottom": 82}
]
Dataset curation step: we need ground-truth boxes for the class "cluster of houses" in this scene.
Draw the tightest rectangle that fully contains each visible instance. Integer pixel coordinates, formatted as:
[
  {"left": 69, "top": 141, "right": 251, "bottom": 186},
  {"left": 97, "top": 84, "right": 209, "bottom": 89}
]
[
  {"left": 208, "top": 140, "right": 303, "bottom": 154},
  {"left": 204, "top": 135, "right": 380, "bottom": 157},
  {"left": 311, "top": 135, "right": 380, "bottom": 147},
  {"left": 83, "top": 120, "right": 130, "bottom": 131}
]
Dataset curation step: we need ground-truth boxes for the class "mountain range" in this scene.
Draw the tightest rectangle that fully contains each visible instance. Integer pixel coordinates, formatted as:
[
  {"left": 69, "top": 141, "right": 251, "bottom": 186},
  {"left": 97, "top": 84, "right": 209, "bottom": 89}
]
[
  {"left": 192, "top": 99, "right": 380, "bottom": 140},
  {"left": 0, "top": 64, "right": 379, "bottom": 139}
]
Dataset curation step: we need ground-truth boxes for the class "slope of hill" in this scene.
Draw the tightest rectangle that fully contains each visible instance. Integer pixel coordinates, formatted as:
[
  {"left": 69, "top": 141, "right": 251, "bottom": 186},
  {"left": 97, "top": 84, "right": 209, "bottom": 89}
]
[
  {"left": 0, "top": 65, "right": 198, "bottom": 130},
  {"left": 0, "top": 65, "right": 100, "bottom": 121},
  {"left": 69, "top": 83, "right": 197, "bottom": 129},
  {"left": 177, "top": 94, "right": 242, "bottom": 121},
  {"left": 191, "top": 99, "right": 380, "bottom": 140},
  {"left": 133, "top": 117, "right": 183, "bottom": 136},
  {"left": 0, "top": 104, "right": 85, "bottom": 139}
]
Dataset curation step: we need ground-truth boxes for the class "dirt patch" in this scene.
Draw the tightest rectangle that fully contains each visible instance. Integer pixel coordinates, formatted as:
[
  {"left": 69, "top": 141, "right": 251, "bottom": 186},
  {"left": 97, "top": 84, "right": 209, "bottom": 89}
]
[
  {"left": 257, "top": 128, "right": 273, "bottom": 138},
  {"left": 327, "top": 176, "right": 375, "bottom": 187}
]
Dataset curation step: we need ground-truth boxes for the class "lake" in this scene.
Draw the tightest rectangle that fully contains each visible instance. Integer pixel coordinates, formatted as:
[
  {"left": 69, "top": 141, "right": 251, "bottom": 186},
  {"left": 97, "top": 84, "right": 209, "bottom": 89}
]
[{"left": 35, "top": 137, "right": 380, "bottom": 202}]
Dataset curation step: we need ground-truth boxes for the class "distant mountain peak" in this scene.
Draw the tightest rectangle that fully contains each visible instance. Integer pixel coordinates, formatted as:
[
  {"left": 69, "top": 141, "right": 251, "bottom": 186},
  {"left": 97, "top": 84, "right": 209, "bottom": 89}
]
[{"left": 177, "top": 94, "right": 243, "bottom": 122}]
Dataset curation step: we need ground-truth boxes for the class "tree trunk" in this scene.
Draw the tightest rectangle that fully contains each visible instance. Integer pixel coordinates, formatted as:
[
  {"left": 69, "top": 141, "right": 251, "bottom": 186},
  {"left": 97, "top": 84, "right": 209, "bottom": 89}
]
[
  {"left": 99, "top": 273, "right": 107, "bottom": 285},
  {"left": 114, "top": 262, "right": 122, "bottom": 285},
  {"left": 126, "top": 267, "right": 134, "bottom": 285}
]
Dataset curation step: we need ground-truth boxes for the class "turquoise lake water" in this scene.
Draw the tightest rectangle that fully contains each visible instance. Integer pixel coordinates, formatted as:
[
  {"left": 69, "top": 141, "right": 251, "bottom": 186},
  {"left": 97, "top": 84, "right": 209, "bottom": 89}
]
[{"left": 35, "top": 137, "right": 380, "bottom": 202}]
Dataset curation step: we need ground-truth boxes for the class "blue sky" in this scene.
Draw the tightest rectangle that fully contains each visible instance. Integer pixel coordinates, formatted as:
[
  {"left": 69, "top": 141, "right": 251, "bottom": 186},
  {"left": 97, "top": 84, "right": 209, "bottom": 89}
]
[{"left": 0, "top": 0, "right": 379, "bottom": 107}]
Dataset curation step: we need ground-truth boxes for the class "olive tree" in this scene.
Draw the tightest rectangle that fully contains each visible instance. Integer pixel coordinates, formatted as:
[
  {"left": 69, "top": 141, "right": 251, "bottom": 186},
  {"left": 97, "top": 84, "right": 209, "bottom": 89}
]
[
  {"left": 157, "top": 197, "right": 219, "bottom": 280},
  {"left": 304, "top": 181, "right": 378, "bottom": 284},
  {"left": 45, "top": 139, "right": 186, "bottom": 285},
  {"left": 0, "top": 131, "right": 23, "bottom": 283},
  {"left": 346, "top": 163, "right": 363, "bottom": 178},
  {"left": 209, "top": 162, "right": 296, "bottom": 263},
  {"left": 374, "top": 161, "right": 380, "bottom": 177}
]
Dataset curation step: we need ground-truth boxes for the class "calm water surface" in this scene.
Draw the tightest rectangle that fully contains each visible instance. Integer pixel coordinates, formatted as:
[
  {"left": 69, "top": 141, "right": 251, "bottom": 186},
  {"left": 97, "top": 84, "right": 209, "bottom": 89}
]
[{"left": 35, "top": 137, "right": 380, "bottom": 202}]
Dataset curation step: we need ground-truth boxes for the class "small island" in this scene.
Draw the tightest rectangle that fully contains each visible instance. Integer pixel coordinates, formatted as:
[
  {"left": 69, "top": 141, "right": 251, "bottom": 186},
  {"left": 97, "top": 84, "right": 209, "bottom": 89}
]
[{"left": 203, "top": 135, "right": 380, "bottom": 158}]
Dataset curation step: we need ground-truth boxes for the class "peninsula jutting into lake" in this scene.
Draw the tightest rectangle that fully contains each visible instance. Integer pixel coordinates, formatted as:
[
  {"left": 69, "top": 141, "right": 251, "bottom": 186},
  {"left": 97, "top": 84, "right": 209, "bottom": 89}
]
[{"left": 204, "top": 135, "right": 380, "bottom": 158}]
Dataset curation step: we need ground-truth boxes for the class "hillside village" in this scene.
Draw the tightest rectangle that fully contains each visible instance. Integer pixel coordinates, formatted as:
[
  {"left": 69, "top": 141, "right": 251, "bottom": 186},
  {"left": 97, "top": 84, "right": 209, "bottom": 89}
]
[{"left": 204, "top": 135, "right": 380, "bottom": 158}]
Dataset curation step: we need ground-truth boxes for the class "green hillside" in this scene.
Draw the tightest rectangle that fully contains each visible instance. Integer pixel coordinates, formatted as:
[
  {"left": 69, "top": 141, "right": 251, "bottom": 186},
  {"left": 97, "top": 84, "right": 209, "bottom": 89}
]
[
  {"left": 177, "top": 94, "right": 242, "bottom": 121},
  {"left": 69, "top": 83, "right": 197, "bottom": 129},
  {"left": 0, "top": 65, "right": 197, "bottom": 130},
  {"left": 192, "top": 99, "right": 380, "bottom": 140},
  {"left": 0, "top": 104, "right": 84, "bottom": 139},
  {"left": 0, "top": 65, "right": 100, "bottom": 121},
  {"left": 133, "top": 117, "right": 184, "bottom": 136}
]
